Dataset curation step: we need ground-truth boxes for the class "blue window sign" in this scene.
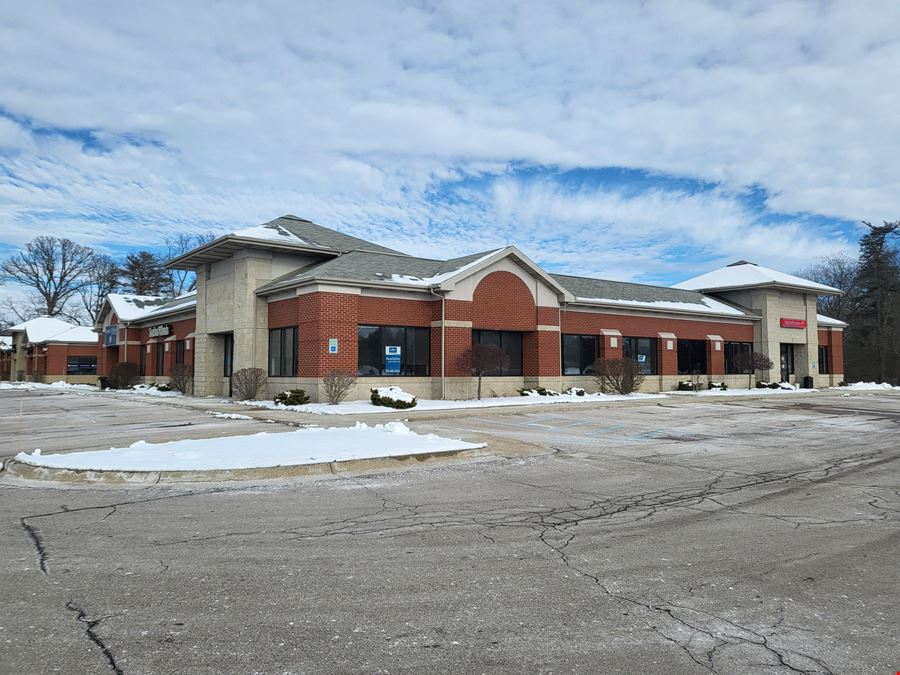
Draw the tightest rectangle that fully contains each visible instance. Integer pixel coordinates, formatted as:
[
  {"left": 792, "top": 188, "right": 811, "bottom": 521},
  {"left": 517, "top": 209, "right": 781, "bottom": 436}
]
[{"left": 384, "top": 345, "right": 401, "bottom": 375}]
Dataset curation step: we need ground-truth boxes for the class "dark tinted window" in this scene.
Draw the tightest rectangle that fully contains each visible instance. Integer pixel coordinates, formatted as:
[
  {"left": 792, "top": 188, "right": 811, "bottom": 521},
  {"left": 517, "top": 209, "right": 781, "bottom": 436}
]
[
  {"left": 677, "top": 339, "right": 707, "bottom": 375},
  {"left": 562, "top": 334, "right": 598, "bottom": 375},
  {"left": 818, "top": 346, "right": 828, "bottom": 374},
  {"left": 622, "top": 337, "right": 657, "bottom": 375},
  {"left": 66, "top": 356, "right": 97, "bottom": 375},
  {"left": 725, "top": 342, "right": 752, "bottom": 374},
  {"left": 268, "top": 327, "right": 298, "bottom": 377},
  {"left": 357, "top": 326, "right": 430, "bottom": 376},
  {"left": 472, "top": 330, "right": 523, "bottom": 376}
]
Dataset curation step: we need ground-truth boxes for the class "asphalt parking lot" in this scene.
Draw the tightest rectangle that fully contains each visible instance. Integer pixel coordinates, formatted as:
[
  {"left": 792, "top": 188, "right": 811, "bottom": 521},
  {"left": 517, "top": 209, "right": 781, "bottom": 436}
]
[{"left": 1, "top": 389, "right": 898, "bottom": 674}]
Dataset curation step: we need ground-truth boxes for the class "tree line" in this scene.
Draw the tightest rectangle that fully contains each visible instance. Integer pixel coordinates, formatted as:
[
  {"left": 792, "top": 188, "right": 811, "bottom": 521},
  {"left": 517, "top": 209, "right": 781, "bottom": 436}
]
[
  {"left": 0, "top": 232, "right": 214, "bottom": 327},
  {"left": 796, "top": 220, "right": 900, "bottom": 384}
]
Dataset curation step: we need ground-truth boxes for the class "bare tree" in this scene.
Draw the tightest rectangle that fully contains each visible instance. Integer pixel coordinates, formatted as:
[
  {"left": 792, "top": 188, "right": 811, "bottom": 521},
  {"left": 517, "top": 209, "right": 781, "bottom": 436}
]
[
  {"left": 593, "top": 357, "right": 645, "bottom": 395},
  {"left": 459, "top": 344, "right": 510, "bottom": 399},
  {"left": 231, "top": 367, "right": 267, "bottom": 400},
  {"left": 733, "top": 351, "right": 774, "bottom": 389},
  {"left": 164, "top": 232, "right": 216, "bottom": 296},
  {"left": 0, "top": 236, "right": 95, "bottom": 317},
  {"left": 322, "top": 370, "right": 357, "bottom": 405},
  {"left": 794, "top": 254, "right": 859, "bottom": 321},
  {"left": 78, "top": 254, "right": 122, "bottom": 324}
]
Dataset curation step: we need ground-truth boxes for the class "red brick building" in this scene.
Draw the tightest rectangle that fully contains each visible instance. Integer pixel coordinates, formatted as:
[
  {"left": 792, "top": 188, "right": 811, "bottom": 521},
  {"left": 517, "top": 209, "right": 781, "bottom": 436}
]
[
  {"left": 152, "top": 215, "right": 846, "bottom": 401},
  {"left": 0, "top": 317, "right": 99, "bottom": 383},
  {"left": 95, "top": 294, "right": 196, "bottom": 384}
]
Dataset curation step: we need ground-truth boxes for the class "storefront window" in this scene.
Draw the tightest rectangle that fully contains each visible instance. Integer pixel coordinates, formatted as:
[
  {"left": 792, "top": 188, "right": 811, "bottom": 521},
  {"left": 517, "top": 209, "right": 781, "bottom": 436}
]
[
  {"left": 155, "top": 343, "right": 165, "bottom": 376},
  {"left": 818, "top": 346, "right": 829, "bottom": 374},
  {"left": 677, "top": 339, "right": 707, "bottom": 375},
  {"left": 622, "top": 337, "right": 658, "bottom": 375},
  {"left": 725, "top": 342, "right": 752, "bottom": 374},
  {"left": 66, "top": 356, "right": 97, "bottom": 375},
  {"left": 561, "top": 334, "right": 598, "bottom": 375},
  {"left": 471, "top": 330, "right": 522, "bottom": 376},
  {"left": 268, "top": 327, "right": 298, "bottom": 377},
  {"left": 358, "top": 325, "right": 430, "bottom": 376},
  {"left": 780, "top": 344, "right": 795, "bottom": 381},
  {"left": 175, "top": 340, "right": 186, "bottom": 365}
]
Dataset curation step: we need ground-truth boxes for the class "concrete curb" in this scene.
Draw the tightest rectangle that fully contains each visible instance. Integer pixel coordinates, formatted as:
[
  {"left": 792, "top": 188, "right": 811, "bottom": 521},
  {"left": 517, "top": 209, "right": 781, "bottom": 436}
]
[{"left": 1, "top": 445, "right": 495, "bottom": 485}]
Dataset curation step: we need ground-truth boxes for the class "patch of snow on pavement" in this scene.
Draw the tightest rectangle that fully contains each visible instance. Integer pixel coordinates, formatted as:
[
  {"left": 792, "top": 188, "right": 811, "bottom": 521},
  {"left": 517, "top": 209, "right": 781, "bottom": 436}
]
[
  {"left": 833, "top": 382, "right": 900, "bottom": 391},
  {"left": 0, "top": 381, "right": 97, "bottom": 391},
  {"left": 15, "top": 422, "right": 484, "bottom": 472},
  {"left": 237, "top": 391, "right": 666, "bottom": 415},
  {"left": 207, "top": 411, "right": 254, "bottom": 420}
]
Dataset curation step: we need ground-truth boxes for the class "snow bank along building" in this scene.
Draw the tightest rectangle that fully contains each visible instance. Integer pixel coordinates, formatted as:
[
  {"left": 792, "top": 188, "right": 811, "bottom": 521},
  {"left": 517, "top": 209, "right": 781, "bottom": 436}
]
[
  {"left": 91, "top": 215, "right": 845, "bottom": 399},
  {"left": 0, "top": 317, "right": 99, "bottom": 383}
]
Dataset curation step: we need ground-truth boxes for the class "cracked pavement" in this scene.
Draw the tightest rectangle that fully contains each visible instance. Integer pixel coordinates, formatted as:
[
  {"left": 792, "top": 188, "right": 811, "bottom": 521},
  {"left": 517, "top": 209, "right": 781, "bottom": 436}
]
[{"left": 1, "top": 389, "right": 898, "bottom": 674}]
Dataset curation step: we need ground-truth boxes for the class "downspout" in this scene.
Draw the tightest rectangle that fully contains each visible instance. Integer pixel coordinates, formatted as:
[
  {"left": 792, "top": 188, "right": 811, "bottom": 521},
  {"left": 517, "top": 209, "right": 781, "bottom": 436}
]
[
  {"left": 429, "top": 287, "right": 446, "bottom": 400},
  {"left": 123, "top": 324, "right": 128, "bottom": 363}
]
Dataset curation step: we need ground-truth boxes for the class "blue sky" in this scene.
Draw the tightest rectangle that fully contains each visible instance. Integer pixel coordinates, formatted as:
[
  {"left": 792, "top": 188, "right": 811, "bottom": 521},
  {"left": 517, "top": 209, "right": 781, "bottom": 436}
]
[{"left": 1, "top": 0, "right": 897, "bottom": 307}]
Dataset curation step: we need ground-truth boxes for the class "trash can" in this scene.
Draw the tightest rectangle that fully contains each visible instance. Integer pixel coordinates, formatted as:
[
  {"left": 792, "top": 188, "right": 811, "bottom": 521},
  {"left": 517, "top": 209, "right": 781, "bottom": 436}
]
[
  {"left": 802, "top": 375, "right": 814, "bottom": 389},
  {"left": 98, "top": 377, "right": 110, "bottom": 390}
]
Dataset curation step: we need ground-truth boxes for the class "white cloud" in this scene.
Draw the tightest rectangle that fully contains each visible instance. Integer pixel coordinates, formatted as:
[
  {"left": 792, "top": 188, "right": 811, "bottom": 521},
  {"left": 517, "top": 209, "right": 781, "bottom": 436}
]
[{"left": 0, "top": 0, "right": 894, "bottom": 291}]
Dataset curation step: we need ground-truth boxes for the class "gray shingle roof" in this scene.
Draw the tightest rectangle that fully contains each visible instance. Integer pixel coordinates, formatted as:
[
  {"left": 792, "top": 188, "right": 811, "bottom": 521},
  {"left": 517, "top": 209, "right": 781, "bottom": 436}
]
[
  {"left": 262, "top": 215, "right": 404, "bottom": 255},
  {"left": 552, "top": 274, "right": 713, "bottom": 304},
  {"left": 256, "top": 250, "right": 497, "bottom": 294}
]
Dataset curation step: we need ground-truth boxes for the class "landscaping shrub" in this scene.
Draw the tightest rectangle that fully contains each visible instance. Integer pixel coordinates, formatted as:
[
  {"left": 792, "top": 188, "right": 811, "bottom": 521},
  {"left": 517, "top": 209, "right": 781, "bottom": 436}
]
[
  {"left": 517, "top": 387, "right": 559, "bottom": 396},
  {"left": 564, "top": 387, "right": 586, "bottom": 396},
  {"left": 708, "top": 382, "right": 727, "bottom": 390},
  {"left": 322, "top": 370, "right": 357, "bottom": 405},
  {"left": 109, "top": 361, "right": 140, "bottom": 389},
  {"left": 167, "top": 364, "right": 194, "bottom": 394},
  {"left": 274, "top": 389, "right": 310, "bottom": 405},
  {"left": 593, "top": 358, "right": 645, "bottom": 395},
  {"left": 231, "top": 367, "right": 267, "bottom": 400},
  {"left": 370, "top": 386, "right": 417, "bottom": 409},
  {"left": 677, "top": 381, "right": 699, "bottom": 391}
]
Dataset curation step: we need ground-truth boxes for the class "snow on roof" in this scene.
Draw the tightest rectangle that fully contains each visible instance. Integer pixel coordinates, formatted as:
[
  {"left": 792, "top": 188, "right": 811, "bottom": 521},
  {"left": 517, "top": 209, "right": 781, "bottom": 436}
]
[
  {"left": 388, "top": 250, "right": 501, "bottom": 287},
  {"left": 106, "top": 294, "right": 172, "bottom": 322},
  {"left": 43, "top": 325, "right": 97, "bottom": 343},
  {"left": 4, "top": 317, "right": 95, "bottom": 344},
  {"left": 231, "top": 224, "right": 320, "bottom": 247},
  {"left": 817, "top": 313, "right": 847, "bottom": 328},
  {"left": 673, "top": 261, "right": 842, "bottom": 294},
  {"left": 573, "top": 295, "right": 748, "bottom": 316},
  {"left": 8, "top": 317, "right": 79, "bottom": 343},
  {"left": 143, "top": 293, "right": 197, "bottom": 319}
]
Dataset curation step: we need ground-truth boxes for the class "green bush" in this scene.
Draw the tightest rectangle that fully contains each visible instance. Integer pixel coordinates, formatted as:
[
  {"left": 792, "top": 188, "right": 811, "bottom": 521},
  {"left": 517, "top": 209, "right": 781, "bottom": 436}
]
[
  {"left": 274, "top": 389, "right": 310, "bottom": 406},
  {"left": 370, "top": 388, "right": 417, "bottom": 409}
]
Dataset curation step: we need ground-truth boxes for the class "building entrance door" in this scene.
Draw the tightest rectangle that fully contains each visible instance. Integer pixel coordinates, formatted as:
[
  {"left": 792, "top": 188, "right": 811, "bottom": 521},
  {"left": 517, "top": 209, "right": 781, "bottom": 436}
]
[
  {"left": 780, "top": 344, "right": 795, "bottom": 383},
  {"left": 223, "top": 333, "right": 234, "bottom": 396}
]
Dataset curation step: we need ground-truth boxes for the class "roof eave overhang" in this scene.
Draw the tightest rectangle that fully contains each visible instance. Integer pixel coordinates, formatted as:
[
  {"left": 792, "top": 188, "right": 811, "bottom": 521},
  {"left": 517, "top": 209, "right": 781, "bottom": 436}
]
[
  {"left": 256, "top": 277, "right": 438, "bottom": 297},
  {"left": 567, "top": 299, "right": 759, "bottom": 322},
  {"left": 698, "top": 282, "right": 843, "bottom": 297},
  {"left": 165, "top": 236, "right": 340, "bottom": 270}
]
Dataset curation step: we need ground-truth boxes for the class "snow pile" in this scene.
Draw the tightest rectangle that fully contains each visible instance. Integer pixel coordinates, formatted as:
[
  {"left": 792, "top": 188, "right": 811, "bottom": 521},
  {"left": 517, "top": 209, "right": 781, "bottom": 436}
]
[
  {"left": 108, "top": 384, "right": 183, "bottom": 397},
  {"left": 207, "top": 411, "right": 254, "bottom": 420},
  {"left": 372, "top": 386, "right": 416, "bottom": 404},
  {"left": 14, "top": 422, "right": 484, "bottom": 472},
  {"left": 0, "top": 381, "right": 97, "bottom": 391},
  {"left": 670, "top": 386, "right": 816, "bottom": 397},
  {"left": 238, "top": 390, "right": 666, "bottom": 415},
  {"left": 835, "top": 382, "right": 900, "bottom": 391}
]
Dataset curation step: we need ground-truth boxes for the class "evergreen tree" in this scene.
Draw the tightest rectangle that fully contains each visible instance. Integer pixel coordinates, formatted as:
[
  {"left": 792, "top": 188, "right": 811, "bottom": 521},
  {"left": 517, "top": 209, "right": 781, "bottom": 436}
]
[
  {"left": 121, "top": 251, "right": 168, "bottom": 296},
  {"left": 855, "top": 221, "right": 900, "bottom": 383}
]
